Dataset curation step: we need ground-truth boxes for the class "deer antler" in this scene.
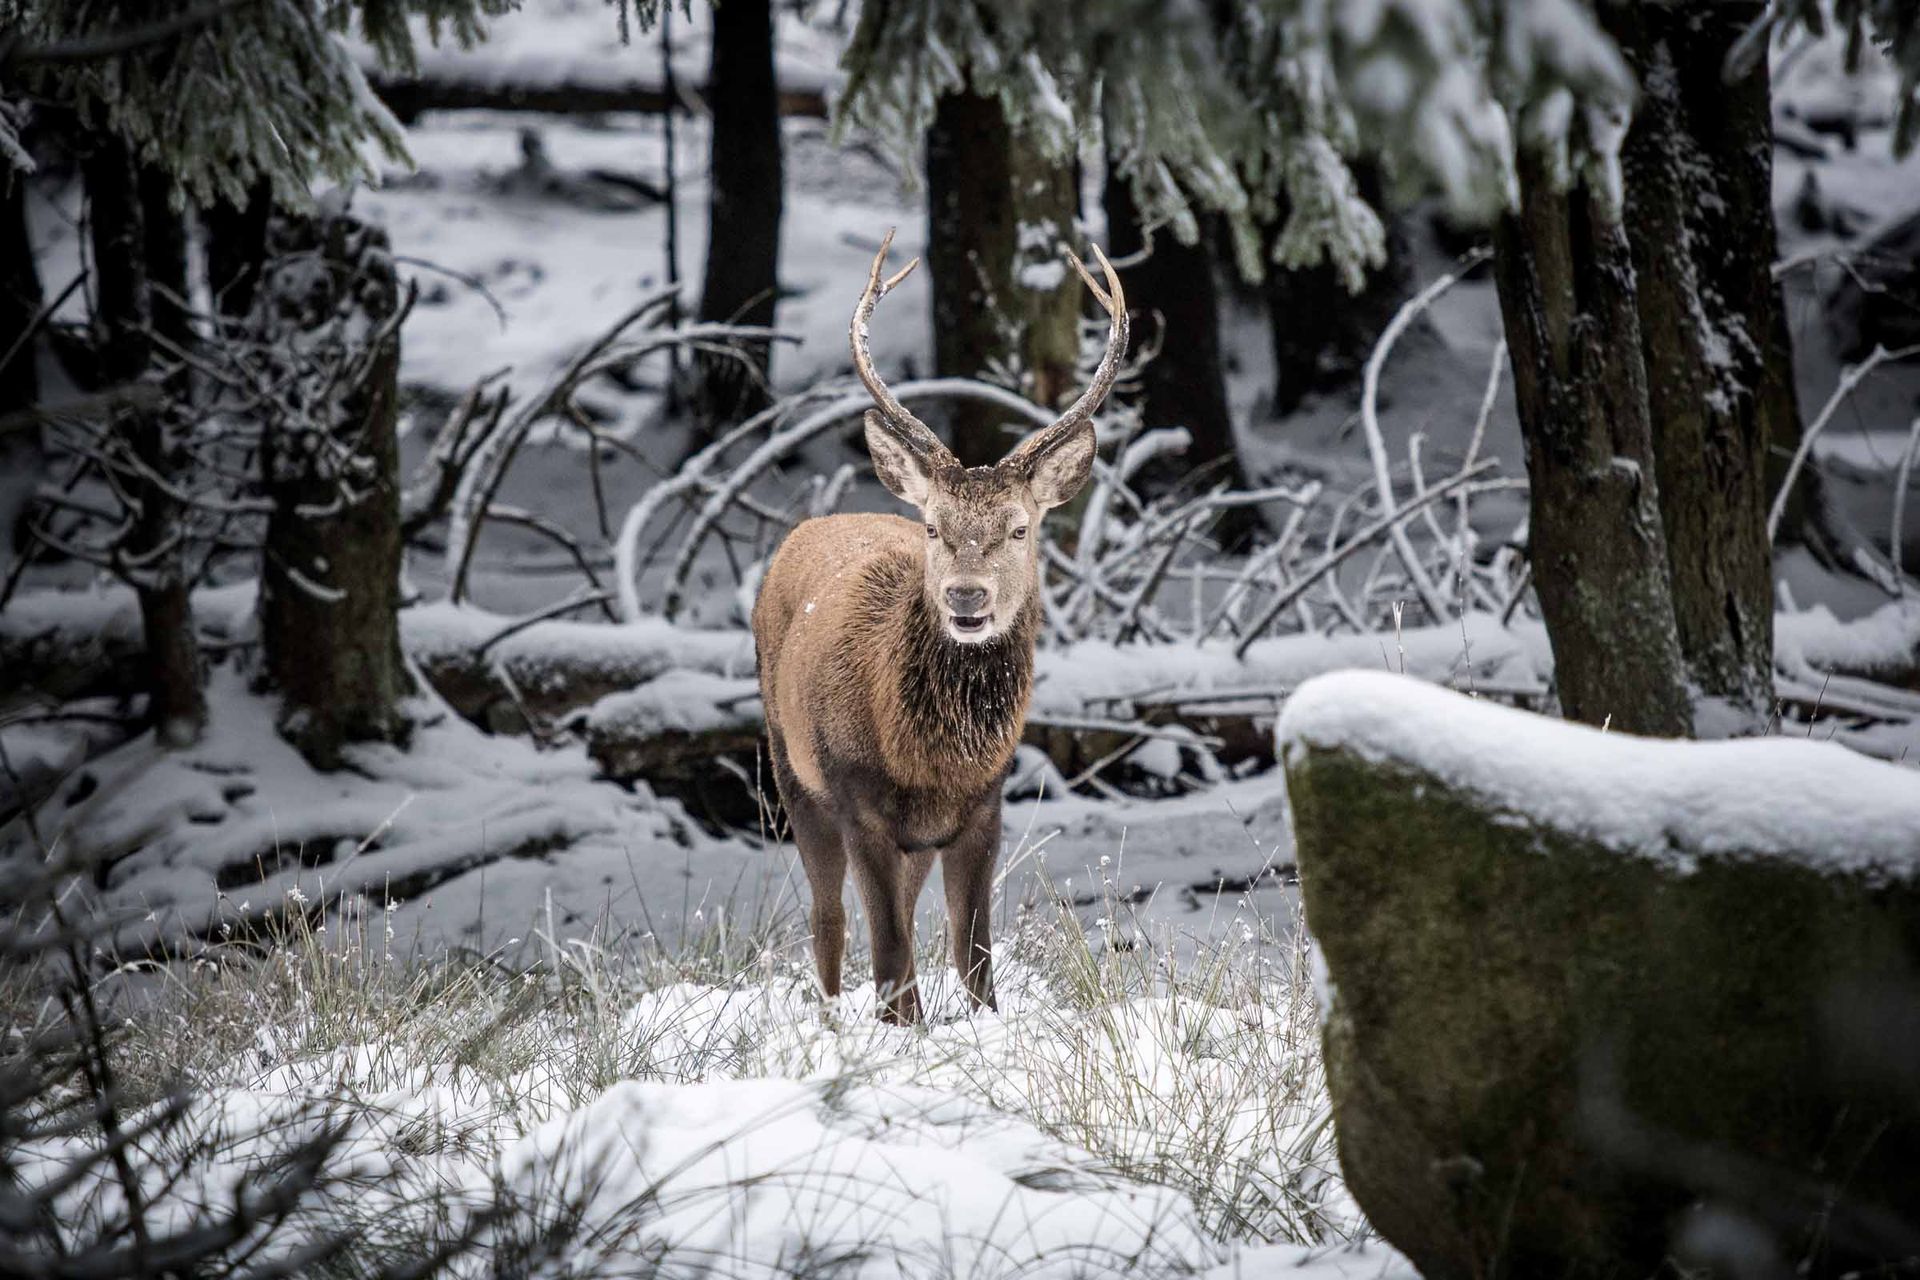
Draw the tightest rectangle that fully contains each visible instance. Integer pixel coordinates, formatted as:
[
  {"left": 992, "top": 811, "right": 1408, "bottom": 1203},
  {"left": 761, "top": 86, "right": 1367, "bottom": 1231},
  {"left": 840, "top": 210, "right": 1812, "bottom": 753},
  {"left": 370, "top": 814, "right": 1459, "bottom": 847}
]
[
  {"left": 1004, "top": 243, "right": 1129, "bottom": 473},
  {"left": 850, "top": 229, "right": 955, "bottom": 465}
]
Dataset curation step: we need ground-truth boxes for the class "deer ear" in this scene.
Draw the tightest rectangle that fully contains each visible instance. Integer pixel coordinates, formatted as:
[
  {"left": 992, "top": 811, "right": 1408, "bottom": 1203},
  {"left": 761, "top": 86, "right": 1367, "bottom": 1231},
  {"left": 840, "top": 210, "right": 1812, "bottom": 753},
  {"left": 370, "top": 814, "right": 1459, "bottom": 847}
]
[
  {"left": 1022, "top": 418, "right": 1096, "bottom": 509},
  {"left": 865, "top": 410, "right": 936, "bottom": 506}
]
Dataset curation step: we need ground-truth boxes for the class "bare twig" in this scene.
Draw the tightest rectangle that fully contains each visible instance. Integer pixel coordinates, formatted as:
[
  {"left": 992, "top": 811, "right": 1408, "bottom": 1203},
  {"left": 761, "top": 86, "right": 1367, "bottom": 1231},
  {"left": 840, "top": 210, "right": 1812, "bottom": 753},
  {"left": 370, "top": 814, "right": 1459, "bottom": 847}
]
[
  {"left": 1358, "top": 248, "right": 1491, "bottom": 623},
  {"left": 1234, "top": 461, "right": 1499, "bottom": 659},
  {"left": 1769, "top": 343, "right": 1920, "bottom": 542}
]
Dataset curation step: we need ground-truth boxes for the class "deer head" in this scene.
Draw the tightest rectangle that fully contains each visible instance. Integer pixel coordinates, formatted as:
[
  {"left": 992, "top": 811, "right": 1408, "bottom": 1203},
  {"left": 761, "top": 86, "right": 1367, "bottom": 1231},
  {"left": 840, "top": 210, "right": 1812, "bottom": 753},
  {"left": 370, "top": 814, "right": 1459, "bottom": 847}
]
[{"left": 850, "top": 229, "right": 1128, "bottom": 644}]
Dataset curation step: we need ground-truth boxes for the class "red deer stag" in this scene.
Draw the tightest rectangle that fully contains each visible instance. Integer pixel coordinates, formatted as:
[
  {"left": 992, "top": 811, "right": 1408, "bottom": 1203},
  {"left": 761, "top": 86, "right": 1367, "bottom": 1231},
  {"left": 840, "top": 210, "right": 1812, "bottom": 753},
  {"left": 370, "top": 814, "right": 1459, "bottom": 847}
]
[{"left": 752, "top": 229, "right": 1128, "bottom": 1023}]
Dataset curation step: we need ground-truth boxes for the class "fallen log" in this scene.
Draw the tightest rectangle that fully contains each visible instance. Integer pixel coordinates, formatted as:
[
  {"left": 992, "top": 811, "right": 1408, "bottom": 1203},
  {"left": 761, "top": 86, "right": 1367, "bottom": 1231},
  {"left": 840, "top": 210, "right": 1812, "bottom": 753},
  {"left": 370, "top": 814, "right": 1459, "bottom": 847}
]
[
  {"left": 10, "top": 585, "right": 1918, "bottom": 796},
  {"left": 368, "top": 75, "right": 828, "bottom": 122}
]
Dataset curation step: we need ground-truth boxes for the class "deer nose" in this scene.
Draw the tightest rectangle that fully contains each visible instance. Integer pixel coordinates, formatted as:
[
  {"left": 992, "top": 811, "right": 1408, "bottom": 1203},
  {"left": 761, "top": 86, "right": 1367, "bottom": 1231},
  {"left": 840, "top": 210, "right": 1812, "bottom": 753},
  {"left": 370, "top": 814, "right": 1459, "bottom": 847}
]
[{"left": 945, "top": 584, "right": 990, "bottom": 616}]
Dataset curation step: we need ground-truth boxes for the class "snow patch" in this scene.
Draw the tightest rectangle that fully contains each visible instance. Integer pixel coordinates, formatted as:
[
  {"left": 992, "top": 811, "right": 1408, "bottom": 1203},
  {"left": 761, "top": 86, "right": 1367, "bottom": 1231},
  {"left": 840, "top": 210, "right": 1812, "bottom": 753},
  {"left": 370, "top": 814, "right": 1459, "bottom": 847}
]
[{"left": 1278, "top": 670, "right": 1920, "bottom": 879}]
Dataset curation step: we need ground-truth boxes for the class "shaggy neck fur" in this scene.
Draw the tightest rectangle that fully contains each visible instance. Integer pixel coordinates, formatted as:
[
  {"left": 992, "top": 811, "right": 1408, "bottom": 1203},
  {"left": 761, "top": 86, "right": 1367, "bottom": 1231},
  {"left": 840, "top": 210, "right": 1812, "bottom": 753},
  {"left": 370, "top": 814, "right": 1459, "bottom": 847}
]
[
  {"left": 847, "top": 548, "right": 1040, "bottom": 795},
  {"left": 895, "top": 589, "right": 1039, "bottom": 771}
]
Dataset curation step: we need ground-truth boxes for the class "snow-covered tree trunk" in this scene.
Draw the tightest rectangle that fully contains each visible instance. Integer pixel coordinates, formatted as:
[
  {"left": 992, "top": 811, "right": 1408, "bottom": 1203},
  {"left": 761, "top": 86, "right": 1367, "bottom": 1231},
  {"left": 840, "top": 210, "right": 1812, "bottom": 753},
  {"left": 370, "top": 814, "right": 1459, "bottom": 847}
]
[
  {"left": 1261, "top": 162, "right": 1410, "bottom": 417},
  {"left": 693, "top": 0, "right": 782, "bottom": 438},
  {"left": 1617, "top": 0, "right": 1785, "bottom": 726},
  {"left": 256, "top": 211, "right": 412, "bottom": 769},
  {"left": 925, "top": 87, "right": 1078, "bottom": 466},
  {"left": 1490, "top": 149, "right": 1692, "bottom": 738},
  {"left": 83, "top": 135, "right": 206, "bottom": 747}
]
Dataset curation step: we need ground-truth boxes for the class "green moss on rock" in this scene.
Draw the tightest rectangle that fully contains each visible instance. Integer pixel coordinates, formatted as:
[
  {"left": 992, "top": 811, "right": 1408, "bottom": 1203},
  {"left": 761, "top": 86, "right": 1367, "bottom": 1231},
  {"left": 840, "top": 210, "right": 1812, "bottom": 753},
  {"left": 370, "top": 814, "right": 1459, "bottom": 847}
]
[{"left": 1288, "top": 738, "right": 1920, "bottom": 1278}]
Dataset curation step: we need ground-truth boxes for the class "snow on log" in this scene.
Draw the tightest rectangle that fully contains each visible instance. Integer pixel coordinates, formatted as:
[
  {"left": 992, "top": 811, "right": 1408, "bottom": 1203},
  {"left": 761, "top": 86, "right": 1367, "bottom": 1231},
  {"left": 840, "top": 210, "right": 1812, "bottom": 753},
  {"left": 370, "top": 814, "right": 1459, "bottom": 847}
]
[
  {"left": 402, "top": 600, "right": 754, "bottom": 730},
  {"left": 1278, "top": 670, "right": 1920, "bottom": 1277},
  {"left": 1775, "top": 598, "right": 1920, "bottom": 688},
  {"left": 567, "top": 610, "right": 1553, "bottom": 783},
  {"left": 582, "top": 671, "right": 762, "bottom": 781}
]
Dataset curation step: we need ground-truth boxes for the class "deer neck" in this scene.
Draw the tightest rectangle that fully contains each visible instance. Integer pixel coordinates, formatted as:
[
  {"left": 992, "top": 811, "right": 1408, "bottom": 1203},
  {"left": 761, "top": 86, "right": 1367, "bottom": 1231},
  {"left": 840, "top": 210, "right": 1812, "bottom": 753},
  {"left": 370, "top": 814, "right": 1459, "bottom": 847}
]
[{"left": 888, "top": 589, "right": 1039, "bottom": 785}]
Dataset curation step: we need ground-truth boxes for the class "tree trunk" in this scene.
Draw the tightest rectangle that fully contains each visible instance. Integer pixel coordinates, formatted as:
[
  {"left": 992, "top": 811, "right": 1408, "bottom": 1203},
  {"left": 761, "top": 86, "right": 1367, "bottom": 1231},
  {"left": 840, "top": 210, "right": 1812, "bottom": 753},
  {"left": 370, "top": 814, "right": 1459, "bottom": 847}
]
[
  {"left": 1102, "top": 163, "right": 1257, "bottom": 546},
  {"left": 1617, "top": 0, "right": 1783, "bottom": 726},
  {"left": 1, "top": 171, "right": 39, "bottom": 414},
  {"left": 256, "top": 211, "right": 413, "bottom": 769},
  {"left": 692, "top": 0, "right": 783, "bottom": 440},
  {"left": 83, "top": 135, "right": 206, "bottom": 746},
  {"left": 1490, "top": 150, "right": 1692, "bottom": 738},
  {"left": 1263, "top": 162, "right": 1411, "bottom": 416},
  {"left": 925, "top": 88, "right": 1079, "bottom": 466},
  {"left": 138, "top": 165, "right": 190, "bottom": 390},
  {"left": 1, "top": 170, "right": 45, "bottom": 576},
  {"left": 203, "top": 178, "right": 272, "bottom": 320}
]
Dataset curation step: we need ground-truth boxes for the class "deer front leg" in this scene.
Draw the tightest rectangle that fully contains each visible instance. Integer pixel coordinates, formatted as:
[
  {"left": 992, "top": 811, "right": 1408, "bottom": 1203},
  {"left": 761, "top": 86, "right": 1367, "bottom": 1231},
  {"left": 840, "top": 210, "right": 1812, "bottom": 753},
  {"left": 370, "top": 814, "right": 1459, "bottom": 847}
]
[
  {"left": 850, "top": 829, "right": 920, "bottom": 1024},
  {"left": 787, "top": 789, "right": 847, "bottom": 1000},
  {"left": 943, "top": 802, "right": 1000, "bottom": 1012}
]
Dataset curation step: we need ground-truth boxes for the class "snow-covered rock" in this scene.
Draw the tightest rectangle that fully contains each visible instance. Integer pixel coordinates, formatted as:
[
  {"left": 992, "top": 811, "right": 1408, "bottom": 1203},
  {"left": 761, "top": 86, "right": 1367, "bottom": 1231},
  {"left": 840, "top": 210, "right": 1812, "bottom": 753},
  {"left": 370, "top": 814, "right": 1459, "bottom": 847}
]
[{"left": 1279, "top": 670, "right": 1920, "bottom": 1278}]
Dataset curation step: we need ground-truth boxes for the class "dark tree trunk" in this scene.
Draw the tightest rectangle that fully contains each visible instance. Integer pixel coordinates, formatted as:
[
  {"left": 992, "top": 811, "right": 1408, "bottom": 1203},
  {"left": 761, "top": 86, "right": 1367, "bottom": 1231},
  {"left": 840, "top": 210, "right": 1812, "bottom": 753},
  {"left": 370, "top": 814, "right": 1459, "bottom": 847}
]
[
  {"left": 256, "top": 211, "right": 412, "bottom": 769},
  {"left": 925, "top": 88, "right": 1079, "bottom": 466},
  {"left": 1263, "top": 163, "right": 1411, "bottom": 416},
  {"left": 1102, "top": 163, "right": 1258, "bottom": 547},
  {"left": 1, "top": 170, "right": 45, "bottom": 576},
  {"left": 138, "top": 165, "right": 189, "bottom": 389},
  {"left": 83, "top": 135, "right": 206, "bottom": 746},
  {"left": 1, "top": 170, "right": 40, "bottom": 414},
  {"left": 203, "top": 178, "right": 272, "bottom": 320},
  {"left": 1491, "top": 149, "right": 1692, "bottom": 738},
  {"left": 692, "top": 0, "right": 782, "bottom": 440},
  {"left": 1616, "top": 0, "right": 1784, "bottom": 725}
]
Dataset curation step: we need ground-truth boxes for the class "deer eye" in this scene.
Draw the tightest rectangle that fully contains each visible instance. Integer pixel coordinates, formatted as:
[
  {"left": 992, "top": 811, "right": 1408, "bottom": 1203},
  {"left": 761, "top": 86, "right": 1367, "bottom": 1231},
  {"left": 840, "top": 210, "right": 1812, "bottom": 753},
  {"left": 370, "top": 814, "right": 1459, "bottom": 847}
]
[
  {"left": 1010, "top": 525, "right": 1029, "bottom": 540},
  {"left": 926, "top": 523, "right": 938, "bottom": 540}
]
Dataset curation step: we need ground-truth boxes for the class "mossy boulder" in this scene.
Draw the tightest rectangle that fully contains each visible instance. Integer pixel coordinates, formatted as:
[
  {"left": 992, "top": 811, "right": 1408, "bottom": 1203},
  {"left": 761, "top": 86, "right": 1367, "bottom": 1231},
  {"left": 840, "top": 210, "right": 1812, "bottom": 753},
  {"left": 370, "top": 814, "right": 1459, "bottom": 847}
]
[{"left": 1278, "top": 671, "right": 1920, "bottom": 1279}]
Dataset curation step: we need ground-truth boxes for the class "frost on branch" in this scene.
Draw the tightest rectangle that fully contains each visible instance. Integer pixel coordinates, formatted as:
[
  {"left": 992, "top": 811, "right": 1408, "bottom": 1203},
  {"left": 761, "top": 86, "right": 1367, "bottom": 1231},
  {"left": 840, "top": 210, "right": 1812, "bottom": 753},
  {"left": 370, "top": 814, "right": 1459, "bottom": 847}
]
[
  {"left": 0, "top": 0, "right": 514, "bottom": 206},
  {"left": 833, "top": 0, "right": 1639, "bottom": 289}
]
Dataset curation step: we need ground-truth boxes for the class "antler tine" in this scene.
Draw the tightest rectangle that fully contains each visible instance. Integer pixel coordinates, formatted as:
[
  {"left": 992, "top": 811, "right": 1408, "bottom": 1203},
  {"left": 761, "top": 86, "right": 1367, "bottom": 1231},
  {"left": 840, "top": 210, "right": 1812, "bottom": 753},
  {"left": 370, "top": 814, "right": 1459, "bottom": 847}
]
[
  {"left": 850, "top": 228, "right": 949, "bottom": 460},
  {"left": 1006, "top": 243, "right": 1130, "bottom": 470}
]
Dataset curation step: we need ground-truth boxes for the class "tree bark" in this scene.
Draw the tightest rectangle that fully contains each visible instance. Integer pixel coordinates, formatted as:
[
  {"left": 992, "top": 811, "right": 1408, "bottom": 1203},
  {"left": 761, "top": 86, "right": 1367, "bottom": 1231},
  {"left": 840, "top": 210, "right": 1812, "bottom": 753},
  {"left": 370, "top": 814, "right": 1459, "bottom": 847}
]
[
  {"left": 1, "top": 170, "right": 40, "bottom": 415},
  {"left": 1102, "top": 166, "right": 1237, "bottom": 475},
  {"left": 1263, "top": 162, "right": 1411, "bottom": 416},
  {"left": 138, "top": 165, "right": 189, "bottom": 389},
  {"left": 1490, "top": 150, "right": 1692, "bottom": 738},
  {"left": 692, "top": 0, "right": 783, "bottom": 440},
  {"left": 1102, "top": 163, "right": 1258, "bottom": 546},
  {"left": 925, "top": 88, "right": 1079, "bottom": 466},
  {"left": 256, "top": 211, "right": 412, "bottom": 769},
  {"left": 1616, "top": 0, "right": 1784, "bottom": 725},
  {"left": 202, "top": 178, "right": 272, "bottom": 320},
  {"left": 83, "top": 135, "right": 206, "bottom": 746},
  {"left": 1, "top": 169, "right": 45, "bottom": 576}
]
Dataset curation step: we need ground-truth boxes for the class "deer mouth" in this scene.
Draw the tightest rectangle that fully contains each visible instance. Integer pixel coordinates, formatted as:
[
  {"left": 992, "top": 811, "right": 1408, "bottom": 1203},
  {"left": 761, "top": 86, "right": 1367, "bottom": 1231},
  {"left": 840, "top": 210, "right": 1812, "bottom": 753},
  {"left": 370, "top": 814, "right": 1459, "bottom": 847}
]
[{"left": 948, "top": 613, "right": 991, "bottom": 640}]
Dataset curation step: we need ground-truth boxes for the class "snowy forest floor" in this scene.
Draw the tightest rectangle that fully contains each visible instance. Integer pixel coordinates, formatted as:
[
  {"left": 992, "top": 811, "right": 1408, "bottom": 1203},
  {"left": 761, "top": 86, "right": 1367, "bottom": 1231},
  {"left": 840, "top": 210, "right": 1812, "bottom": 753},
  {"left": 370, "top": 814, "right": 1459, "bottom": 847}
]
[{"left": 7, "top": 864, "right": 1412, "bottom": 1278}]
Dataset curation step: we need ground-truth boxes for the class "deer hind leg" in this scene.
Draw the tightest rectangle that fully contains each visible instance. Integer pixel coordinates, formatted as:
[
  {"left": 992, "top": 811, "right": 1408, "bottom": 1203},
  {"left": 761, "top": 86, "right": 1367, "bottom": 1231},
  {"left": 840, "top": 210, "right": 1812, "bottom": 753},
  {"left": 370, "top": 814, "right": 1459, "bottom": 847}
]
[
  {"left": 942, "top": 805, "right": 1000, "bottom": 1012},
  {"left": 850, "top": 831, "right": 921, "bottom": 1025}
]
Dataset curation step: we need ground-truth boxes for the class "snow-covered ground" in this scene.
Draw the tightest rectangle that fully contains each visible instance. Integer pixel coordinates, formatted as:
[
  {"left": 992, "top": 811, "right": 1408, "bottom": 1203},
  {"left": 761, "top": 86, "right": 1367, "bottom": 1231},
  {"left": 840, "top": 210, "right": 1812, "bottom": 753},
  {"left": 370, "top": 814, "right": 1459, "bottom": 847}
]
[{"left": 13, "top": 883, "right": 1412, "bottom": 1279}]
